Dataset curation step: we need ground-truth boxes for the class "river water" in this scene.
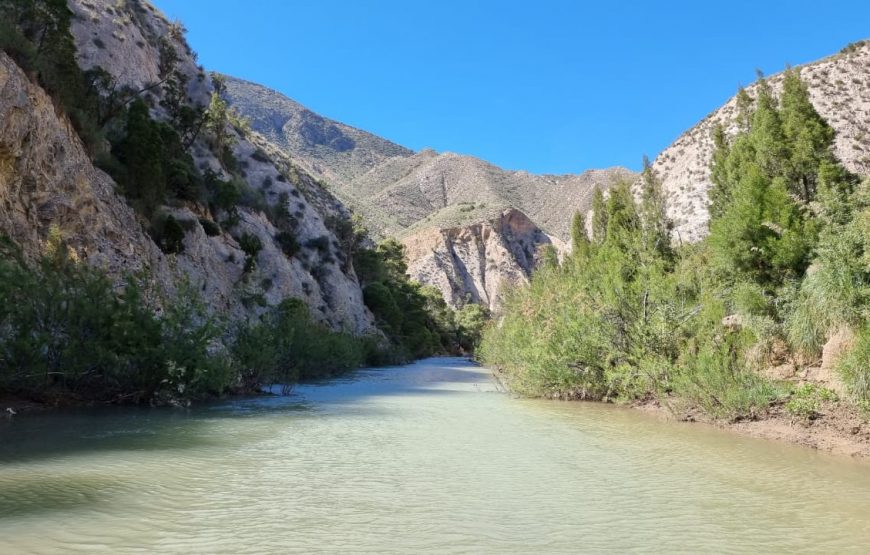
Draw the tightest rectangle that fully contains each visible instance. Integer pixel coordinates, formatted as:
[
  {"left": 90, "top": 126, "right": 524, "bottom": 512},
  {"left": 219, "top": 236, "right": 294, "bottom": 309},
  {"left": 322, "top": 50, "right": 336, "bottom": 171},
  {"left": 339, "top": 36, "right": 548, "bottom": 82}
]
[{"left": 1, "top": 357, "right": 870, "bottom": 553}]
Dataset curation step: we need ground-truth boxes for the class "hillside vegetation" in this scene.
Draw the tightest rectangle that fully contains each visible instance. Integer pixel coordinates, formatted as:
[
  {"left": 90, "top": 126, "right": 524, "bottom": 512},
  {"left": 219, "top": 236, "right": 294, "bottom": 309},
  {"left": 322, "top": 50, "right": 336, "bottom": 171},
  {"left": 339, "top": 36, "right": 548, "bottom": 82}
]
[
  {"left": 653, "top": 41, "right": 870, "bottom": 242},
  {"left": 481, "top": 69, "right": 870, "bottom": 421}
]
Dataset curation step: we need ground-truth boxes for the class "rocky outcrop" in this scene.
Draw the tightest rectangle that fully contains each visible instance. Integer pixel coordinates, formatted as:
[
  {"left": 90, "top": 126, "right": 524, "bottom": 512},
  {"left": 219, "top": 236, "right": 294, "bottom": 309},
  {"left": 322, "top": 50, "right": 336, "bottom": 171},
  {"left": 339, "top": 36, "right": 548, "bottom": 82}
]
[
  {"left": 402, "top": 209, "right": 564, "bottom": 311},
  {"left": 0, "top": 52, "right": 163, "bottom": 280},
  {"left": 0, "top": 0, "right": 378, "bottom": 335},
  {"left": 652, "top": 40, "right": 870, "bottom": 243}
]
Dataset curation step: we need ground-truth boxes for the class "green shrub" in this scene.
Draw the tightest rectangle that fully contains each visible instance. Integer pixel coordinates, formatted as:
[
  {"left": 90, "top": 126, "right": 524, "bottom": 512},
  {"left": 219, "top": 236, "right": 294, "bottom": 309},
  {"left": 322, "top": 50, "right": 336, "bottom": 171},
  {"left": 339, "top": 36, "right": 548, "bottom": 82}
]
[
  {"left": 785, "top": 384, "right": 838, "bottom": 421},
  {"left": 275, "top": 231, "right": 300, "bottom": 258},
  {"left": 0, "top": 244, "right": 229, "bottom": 402},
  {"left": 838, "top": 326, "right": 870, "bottom": 404},
  {"left": 238, "top": 232, "right": 263, "bottom": 273},
  {"left": 199, "top": 218, "right": 221, "bottom": 237}
]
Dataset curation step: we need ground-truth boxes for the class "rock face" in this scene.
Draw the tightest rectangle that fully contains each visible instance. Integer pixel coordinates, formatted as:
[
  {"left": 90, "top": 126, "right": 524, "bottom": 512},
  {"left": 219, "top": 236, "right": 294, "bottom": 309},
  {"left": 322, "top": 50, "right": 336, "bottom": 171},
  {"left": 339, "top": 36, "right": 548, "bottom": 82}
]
[
  {"left": 402, "top": 209, "right": 564, "bottom": 311},
  {"left": 0, "top": 52, "right": 163, "bottom": 280},
  {"left": 0, "top": 0, "right": 378, "bottom": 335},
  {"left": 652, "top": 41, "right": 870, "bottom": 243}
]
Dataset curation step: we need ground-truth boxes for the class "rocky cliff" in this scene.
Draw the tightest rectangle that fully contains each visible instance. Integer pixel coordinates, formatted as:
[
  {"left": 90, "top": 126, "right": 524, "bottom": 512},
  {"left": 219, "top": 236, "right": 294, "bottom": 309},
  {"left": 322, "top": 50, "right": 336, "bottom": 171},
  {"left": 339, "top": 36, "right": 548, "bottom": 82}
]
[
  {"left": 0, "top": 0, "right": 377, "bottom": 334},
  {"left": 402, "top": 209, "right": 563, "bottom": 311},
  {"left": 652, "top": 40, "right": 870, "bottom": 242}
]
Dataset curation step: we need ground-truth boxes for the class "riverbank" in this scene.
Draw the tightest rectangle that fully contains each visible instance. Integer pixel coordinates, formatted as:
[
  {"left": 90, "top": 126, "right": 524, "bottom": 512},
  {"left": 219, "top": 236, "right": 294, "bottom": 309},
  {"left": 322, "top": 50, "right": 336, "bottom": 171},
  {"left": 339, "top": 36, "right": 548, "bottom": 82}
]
[{"left": 489, "top": 367, "right": 870, "bottom": 459}]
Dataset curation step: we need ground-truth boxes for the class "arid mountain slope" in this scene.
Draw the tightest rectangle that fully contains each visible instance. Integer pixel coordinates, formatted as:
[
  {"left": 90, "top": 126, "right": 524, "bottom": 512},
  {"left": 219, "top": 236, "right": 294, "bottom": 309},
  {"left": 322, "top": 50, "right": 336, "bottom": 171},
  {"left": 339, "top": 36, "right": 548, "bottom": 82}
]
[
  {"left": 0, "top": 0, "right": 378, "bottom": 333},
  {"left": 223, "top": 76, "right": 413, "bottom": 187},
  {"left": 653, "top": 40, "right": 870, "bottom": 242},
  {"left": 349, "top": 150, "right": 632, "bottom": 240},
  {"left": 223, "top": 78, "right": 633, "bottom": 242}
]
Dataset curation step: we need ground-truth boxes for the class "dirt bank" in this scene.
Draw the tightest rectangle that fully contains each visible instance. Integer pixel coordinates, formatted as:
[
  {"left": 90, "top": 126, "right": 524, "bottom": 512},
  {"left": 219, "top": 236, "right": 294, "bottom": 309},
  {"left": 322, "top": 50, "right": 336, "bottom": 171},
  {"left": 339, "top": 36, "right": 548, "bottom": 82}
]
[{"left": 635, "top": 396, "right": 870, "bottom": 459}]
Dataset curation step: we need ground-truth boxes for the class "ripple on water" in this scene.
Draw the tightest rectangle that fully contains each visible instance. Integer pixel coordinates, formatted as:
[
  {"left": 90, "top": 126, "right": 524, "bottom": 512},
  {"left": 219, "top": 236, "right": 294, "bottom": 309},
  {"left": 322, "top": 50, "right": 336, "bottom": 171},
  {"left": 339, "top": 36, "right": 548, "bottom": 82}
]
[{"left": 1, "top": 357, "right": 870, "bottom": 553}]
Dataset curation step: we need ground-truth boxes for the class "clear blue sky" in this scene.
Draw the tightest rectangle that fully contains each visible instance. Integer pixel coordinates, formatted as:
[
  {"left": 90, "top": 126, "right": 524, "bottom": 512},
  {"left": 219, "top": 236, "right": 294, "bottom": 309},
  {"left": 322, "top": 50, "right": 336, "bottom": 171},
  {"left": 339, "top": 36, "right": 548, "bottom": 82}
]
[{"left": 153, "top": 0, "right": 870, "bottom": 174}]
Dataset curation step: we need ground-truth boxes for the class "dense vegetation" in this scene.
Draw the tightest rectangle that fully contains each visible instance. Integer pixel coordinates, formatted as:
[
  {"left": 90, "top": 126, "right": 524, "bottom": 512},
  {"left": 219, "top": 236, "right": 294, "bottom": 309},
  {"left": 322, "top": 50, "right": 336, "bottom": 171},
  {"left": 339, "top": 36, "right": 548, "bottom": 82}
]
[
  {"left": 0, "top": 232, "right": 392, "bottom": 403},
  {"left": 353, "top": 235, "right": 488, "bottom": 358},
  {"left": 481, "top": 69, "right": 870, "bottom": 419}
]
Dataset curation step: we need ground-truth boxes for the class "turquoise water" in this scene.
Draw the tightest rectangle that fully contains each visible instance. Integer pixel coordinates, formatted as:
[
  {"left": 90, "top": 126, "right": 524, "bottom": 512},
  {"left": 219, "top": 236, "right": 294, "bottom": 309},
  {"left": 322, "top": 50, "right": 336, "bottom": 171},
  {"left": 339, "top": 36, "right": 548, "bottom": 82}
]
[{"left": 1, "top": 357, "right": 869, "bottom": 553}]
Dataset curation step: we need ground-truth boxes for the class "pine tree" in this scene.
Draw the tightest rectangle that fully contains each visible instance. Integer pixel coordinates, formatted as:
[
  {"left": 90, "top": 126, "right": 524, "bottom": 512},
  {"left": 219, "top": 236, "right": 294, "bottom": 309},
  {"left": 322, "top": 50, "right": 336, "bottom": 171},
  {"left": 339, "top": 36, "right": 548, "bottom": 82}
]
[
  {"left": 779, "top": 68, "right": 838, "bottom": 202},
  {"left": 117, "top": 100, "right": 165, "bottom": 213},
  {"left": 570, "top": 211, "right": 590, "bottom": 261},
  {"left": 639, "top": 156, "right": 674, "bottom": 259},
  {"left": 591, "top": 187, "right": 609, "bottom": 244}
]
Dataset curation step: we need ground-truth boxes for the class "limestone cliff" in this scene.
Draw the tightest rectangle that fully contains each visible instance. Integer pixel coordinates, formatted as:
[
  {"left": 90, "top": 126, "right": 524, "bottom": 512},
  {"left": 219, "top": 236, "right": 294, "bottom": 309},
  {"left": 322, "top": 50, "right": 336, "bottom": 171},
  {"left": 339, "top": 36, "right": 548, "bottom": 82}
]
[{"left": 402, "top": 209, "right": 563, "bottom": 311}]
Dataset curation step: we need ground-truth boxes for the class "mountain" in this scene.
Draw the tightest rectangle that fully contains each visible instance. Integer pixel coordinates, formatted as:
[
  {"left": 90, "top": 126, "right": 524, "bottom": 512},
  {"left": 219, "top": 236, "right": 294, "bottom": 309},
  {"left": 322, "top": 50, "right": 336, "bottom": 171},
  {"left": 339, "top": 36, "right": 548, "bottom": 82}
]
[
  {"left": 222, "top": 77, "right": 413, "bottom": 187},
  {"left": 224, "top": 77, "right": 631, "bottom": 309},
  {"left": 653, "top": 40, "right": 870, "bottom": 242}
]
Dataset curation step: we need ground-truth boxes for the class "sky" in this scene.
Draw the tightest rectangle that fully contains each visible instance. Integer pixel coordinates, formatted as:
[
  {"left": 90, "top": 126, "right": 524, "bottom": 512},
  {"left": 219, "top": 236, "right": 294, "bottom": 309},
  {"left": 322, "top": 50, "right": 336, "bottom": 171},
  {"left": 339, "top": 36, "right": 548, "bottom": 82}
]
[{"left": 153, "top": 0, "right": 870, "bottom": 174}]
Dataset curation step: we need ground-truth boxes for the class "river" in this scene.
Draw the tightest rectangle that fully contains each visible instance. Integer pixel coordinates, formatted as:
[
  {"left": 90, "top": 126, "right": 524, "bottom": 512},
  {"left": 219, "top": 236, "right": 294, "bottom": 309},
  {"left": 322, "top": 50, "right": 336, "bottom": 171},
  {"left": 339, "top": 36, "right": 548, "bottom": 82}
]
[{"left": 1, "top": 357, "right": 869, "bottom": 553}]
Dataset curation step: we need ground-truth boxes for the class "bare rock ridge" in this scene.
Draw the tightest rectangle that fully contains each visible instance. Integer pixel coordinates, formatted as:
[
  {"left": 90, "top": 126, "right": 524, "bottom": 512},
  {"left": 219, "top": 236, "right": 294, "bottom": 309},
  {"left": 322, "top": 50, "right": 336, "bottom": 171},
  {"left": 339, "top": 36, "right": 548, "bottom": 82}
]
[
  {"left": 222, "top": 76, "right": 414, "bottom": 187},
  {"left": 0, "top": 0, "right": 377, "bottom": 334},
  {"left": 653, "top": 40, "right": 870, "bottom": 242},
  {"left": 224, "top": 76, "right": 632, "bottom": 307}
]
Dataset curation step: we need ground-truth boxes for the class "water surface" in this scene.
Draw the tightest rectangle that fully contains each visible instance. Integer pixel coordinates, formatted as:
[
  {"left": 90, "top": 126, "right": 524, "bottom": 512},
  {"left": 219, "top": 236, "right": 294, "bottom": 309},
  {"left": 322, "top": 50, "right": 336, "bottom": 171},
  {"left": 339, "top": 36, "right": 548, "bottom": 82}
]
[{"left": 2, "top": 357, "right": 869, "bottom": 553}]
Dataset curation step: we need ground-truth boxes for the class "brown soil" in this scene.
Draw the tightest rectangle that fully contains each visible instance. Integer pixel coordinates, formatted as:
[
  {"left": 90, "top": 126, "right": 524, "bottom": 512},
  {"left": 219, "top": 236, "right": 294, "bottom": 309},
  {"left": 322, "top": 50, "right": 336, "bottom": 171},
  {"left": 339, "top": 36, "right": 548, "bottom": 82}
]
[{"left": 634, "top": 396, "right": 870, "bottom": 459}]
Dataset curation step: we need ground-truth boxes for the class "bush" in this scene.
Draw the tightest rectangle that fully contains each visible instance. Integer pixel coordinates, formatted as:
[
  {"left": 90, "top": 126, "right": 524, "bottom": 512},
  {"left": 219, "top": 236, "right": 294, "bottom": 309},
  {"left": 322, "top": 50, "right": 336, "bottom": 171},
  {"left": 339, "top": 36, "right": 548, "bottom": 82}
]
[
  {"left": 0, "top": 244, "right": 230, "bottom": 402},
  {"left": 275, "top": 231, "right": 300, "bottom": 258},
  {"left": 230, "top": 298, "right": 380, "bottom": 389},
  {"left": 305, "top": 235, "right": 331, "bottom": 254},
  {"left": 149, "top": 213, "right": 186, "bottom": 254},
  {"left": 199, "top": 218, "right": 221, "bottom": 237},
  {"left": 838, "top": 327, "right": 870, "bottom": 404},
  {"left": 785, "top": 384, "right": 838, "bottom": 421},
  {"left": 238, "top": 232, "right": 263, "bottom": 273}
]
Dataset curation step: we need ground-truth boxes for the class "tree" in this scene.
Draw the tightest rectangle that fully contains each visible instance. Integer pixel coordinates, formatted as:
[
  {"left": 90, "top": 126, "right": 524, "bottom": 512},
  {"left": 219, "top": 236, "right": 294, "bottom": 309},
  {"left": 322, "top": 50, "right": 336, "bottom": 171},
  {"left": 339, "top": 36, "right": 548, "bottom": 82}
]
[
  {"left": 116, "top": 100, "right": 165, "bottom": 213},
  {"left": 639, "top": 156, "right": 674, "bottom": 260},
  {"left": 570, "top": 211, "right": 590, "bottom": 261},
  {"left": 779, "top": 68, "right": 838, "bottom": 202},
  {"left": 591, "top": 187, "right": 608, "bottom": 244}
]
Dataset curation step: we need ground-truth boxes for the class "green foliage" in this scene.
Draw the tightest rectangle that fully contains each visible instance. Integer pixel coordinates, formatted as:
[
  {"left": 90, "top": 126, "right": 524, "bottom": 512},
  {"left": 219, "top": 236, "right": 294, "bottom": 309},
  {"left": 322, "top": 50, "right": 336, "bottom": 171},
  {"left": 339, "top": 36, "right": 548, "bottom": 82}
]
[
  {"left": 199, "top": 218, "right": 221, "bottom": 237},
  {"left": 480, "top": 172, "right": 689, "bottom": 401},
  {"left": 230, "top": 298, "right": 377, "bottom": 390},
  {"left": 238, "top": 232, "right": 263, "bottom": 273},
  {"left": 785, "top": 383, "right": 838, "bottom": 421},
  {"left": 455, "top": 303, "right": 489, "bottom": 352},
  {"left": 275, "top": 231, "right": 300, "bottom": 258},
  {"left": 152, "top": 214, "right": 186, "bottom": 254},
  {"left": 838, "top": 327, "right": 870, "bottom": 405},
  {"left": 590, "top": 187, "right": 609, "bottom": 244},
  {"left": 0, "top": 242, "right": 229, "bottom": 402},
  {"left": 108, "top": 99, "right": 203, "bottom": 214},
  {"left": 355, "top": 239, "right": 476, "bottom": 357},
  {"left": 480, "top": 69, "right": 870, "bottom": 419},
  {"left": 570, "top": 211, "right": 590, "bottom": 261}
]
